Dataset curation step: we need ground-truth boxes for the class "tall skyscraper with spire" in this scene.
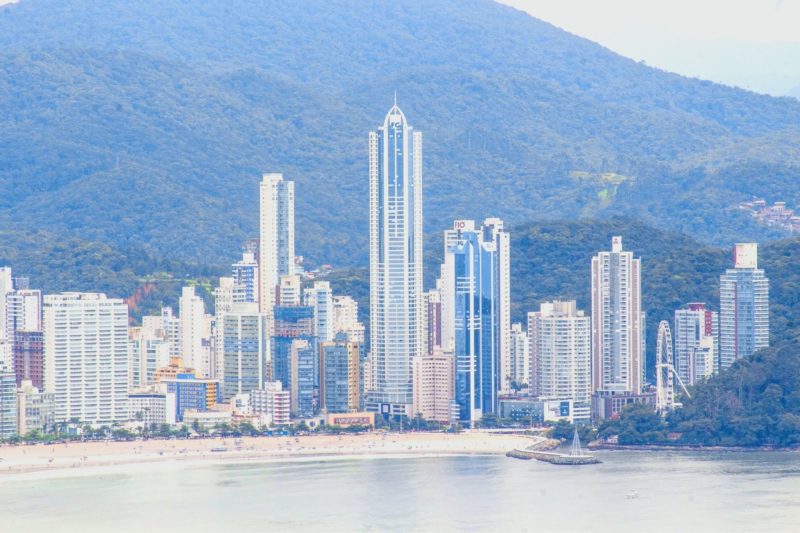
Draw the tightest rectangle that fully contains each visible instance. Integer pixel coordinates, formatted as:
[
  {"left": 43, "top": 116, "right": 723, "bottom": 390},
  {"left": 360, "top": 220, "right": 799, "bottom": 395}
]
[
  {"left": 259, "top": 173, "right": 295, "bottom": 314},
  {"left": 368, "top": 100, "right": 423, "bottom": 415}
]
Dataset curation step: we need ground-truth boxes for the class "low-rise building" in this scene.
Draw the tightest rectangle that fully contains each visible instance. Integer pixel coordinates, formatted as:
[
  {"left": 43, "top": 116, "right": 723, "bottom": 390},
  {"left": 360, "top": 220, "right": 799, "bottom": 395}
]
[
  {"left": 162, "top": 373, "right": 220, "bottom": 422},
  {"left": 128, "top": 390, "right": 176, "bottom": 426},
  {"left": 250, "top": 381, "right": 290, "bottom": 426},
  {"left": 16, "top": 380, "right": 55, "bottom": 435}
]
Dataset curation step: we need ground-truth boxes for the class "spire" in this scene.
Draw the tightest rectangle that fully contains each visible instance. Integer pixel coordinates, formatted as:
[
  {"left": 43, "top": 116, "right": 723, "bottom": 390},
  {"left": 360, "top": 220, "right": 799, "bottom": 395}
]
[{"left": 394, "top": 90, "right": 397, "bottom": 107}]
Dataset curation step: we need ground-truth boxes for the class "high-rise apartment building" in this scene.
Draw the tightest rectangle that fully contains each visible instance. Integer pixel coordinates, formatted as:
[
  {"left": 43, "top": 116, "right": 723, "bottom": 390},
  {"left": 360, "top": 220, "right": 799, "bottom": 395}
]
[
  {"left": 232, "top": 251, "right": 259, "bottom": 304},
  {"left": 719, "top": 243, "right": 769, "bottom": 370},
  {"left": 424, "top": 287, "right": 443, "bottom": 356},
  {"left": 128, "top": 327, "right": 170, "bottom": 389},
  {"left": 368, "top": 102, "right": 424, "bottom": 416},
  {"left": 411, "top": 350, "right": 455, "bottom": 424},
  {"left": 277, "top": 274, "right": 302, "bottom": 307},
  {"left": 271, "top": 305, "right": 315, "bottom": 391},
  {"left": 5, "top": 288, "right": 41, "bottom": 337},
  {"left": 0, "top": 268, "right": 13, "bottom": 343},
  {"left": 332, "top": 296, "right": 365, "bottom": 344},
  {"left": 259, "top": 173, "right": 295, "bottom": 313},
  {"left": 674, "top": 303, "right": 718, "bottom": 385},
  {"left": 528, "top": 301, "right": 591, "bottom": 421},
  {"left": 289, "top": 338, "right": 317, "bottom": 418},
  {"left": 143, "top": 307, "right": 181, "bottom": 360},
  {"left": 43, "top": 293, "right": 129, "bottom": 424},
  {"left": 13, "top": 331, "right": 43, "bottom": 389},
  {"left": 320, "top": 333, "right": 362, "bottom": 413},
  {"left": 179, "top": 286, "right": 207, "bottom": 376},
  {"left": 509, "top": 323, "right": 529, "bottom": 388},
  {"left": 0, "top": 370, "right": 16, "bottom": 437},
  {"left": 220, "top": 303, "right": 269, "bottom": 401},
  {"left": 591, "top": 236, "right": 644, "bottom": 395},
  {"left": 304, "top": 281, "right": 334, "bottom": 343},
  {"left": 445, "top": 220, "right": 505, "bottom": 425}
]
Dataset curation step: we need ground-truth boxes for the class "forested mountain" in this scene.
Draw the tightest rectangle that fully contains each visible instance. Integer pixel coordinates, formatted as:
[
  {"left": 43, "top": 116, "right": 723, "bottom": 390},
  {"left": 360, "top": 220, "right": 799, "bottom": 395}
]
[{"left": 1, "top": 0, "right": 800, "bottom": 269}]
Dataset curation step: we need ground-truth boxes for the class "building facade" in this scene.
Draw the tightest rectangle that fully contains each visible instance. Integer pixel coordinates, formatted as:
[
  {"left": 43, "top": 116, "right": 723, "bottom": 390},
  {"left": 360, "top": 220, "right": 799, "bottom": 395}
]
[
  {"left": 509, "top": 323, "right": 529, "bottom": 389},
  {"left": 368, "top": 102, "right": 424, "bottom": 415},
  {"left": 221, "top": 304, "right": 269, "bottom": 401},
  {"left": 16, "top": 380, "right": 55, "bottom": 435},
  {"left": 259, "top": 173, "right": 295, "bottom": 313},
  {"left": 320, "top": 333, "right": 362, "bottom": 413},
  {"left": 43, "top": 293, "right": 130, "bottom": 424},
  {"left": 528, "top": 301, "right": 592, "bottom": 421},
  {"left": 250, "top": 381, "right": 290, "bottom": 426},
  {"left": 179, "top": 286, "right": 207, "bottom": 375},
  {"left": 719, "top": 243, "right": 769, "bottom": 370},
  {"left": 304, "top": 281, "right": 334, "bottom": 343},
  {"left": 446, "top": 220, "right": 504, "bottom": 425},
  {"left": 411, "top": 350, "right": 455, "bottom": 424},
  {"left": 232, "top": 251, "right": 259, "bottom": 304},
  {"left": 591, "top": 236, "right": 644, "bottom": 395},
  {"left": 0, "top": 370, "right": 17, "bottom": 437},
  {"left": 674, "top": 303, "right": 719, "bottom": 385},
  {"left": 163, "top": 373, "right": 219, "bottom": 422},
  {"left": 289, "top": 338, "right": 317, "bottom": 418}
]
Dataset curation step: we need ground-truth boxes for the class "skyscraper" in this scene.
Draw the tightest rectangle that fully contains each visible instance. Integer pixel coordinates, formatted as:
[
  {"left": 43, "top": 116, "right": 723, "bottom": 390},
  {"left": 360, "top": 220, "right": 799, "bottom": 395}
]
[
  {"left": 591, "top": 236, "right": 644, "bottom": 396},
  {"left": 332, "top": 296, "right": 365, "bottom": 344},
  {"left": 674, "top": 303, "right": 718, "bottom": 385},
  {"left": 368, "top": 101, "right": 423, "bottom": 416},
  {"left": 509, "top": 323, "right": 529, "bottom": 388},
  {"left": 320, "top": 333, "right": 362, "bottom": 414},
  {"left": 719, "top": 243, "right": 769, "bottom": 370},
  {"left": 43, "top": 293, "right": 129, "bottom": 424},
  {"left": 232, "top": 251, "right": 259, "bottom": 304},
  {"left": 179, "top": 286, "right": 207, "bottom": 375},
  {"left": 220, "top": 303, "right": 269, "bottom": 401},
  {"left": 0, "top": 370, "right": 16, "bottom": 438},
  {"left": 259, "top": 173, "right": 295, "bottom": 313},
  {"left": 412, "top": 350, "right": 455, "bottom": 424},
  {"left": 304, "top": 281, "right": 334, "bottom": 343},
  {"left": 528, "top": 301, "right": 591, "bottom": 421},
  {"left": 445, "top": 220, "right": 505, "bottom": 425}
]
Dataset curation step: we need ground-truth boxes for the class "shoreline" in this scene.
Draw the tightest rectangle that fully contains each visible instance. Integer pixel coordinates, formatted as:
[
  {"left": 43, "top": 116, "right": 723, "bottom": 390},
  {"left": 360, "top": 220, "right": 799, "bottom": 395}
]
[
  {"left": 0, "top": 431, "right": 535, "bottom": 479},
  {"left": 588, "top": 442, "right": 800, "bottom": 452}
]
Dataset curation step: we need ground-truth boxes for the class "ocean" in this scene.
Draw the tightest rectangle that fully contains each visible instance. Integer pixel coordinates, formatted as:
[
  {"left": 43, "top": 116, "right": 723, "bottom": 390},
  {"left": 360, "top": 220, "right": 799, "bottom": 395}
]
[{"left": 2, "top": 450, "right": 799, "bottom": 532}]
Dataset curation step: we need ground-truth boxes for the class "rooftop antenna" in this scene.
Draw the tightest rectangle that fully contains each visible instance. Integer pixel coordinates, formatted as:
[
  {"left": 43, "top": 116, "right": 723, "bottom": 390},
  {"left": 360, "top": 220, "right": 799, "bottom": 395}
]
[{"left": 394, "top": 90, "right": 397, "bottom": 107}]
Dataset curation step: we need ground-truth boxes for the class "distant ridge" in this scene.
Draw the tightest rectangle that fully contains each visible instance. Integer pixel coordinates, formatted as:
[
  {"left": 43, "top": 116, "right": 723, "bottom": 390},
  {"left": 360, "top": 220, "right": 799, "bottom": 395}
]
[{"left": 0, "top": 0, "right": 799, "bottom": 267}]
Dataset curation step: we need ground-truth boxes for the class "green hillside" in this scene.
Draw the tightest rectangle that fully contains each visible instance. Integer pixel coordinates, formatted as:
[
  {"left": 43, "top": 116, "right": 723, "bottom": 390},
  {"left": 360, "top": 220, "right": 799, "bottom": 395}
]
[
  {"left": 329, "top": 218, "right": 800, "bottom": 378},
  {"left": 1, "top": 0, "right": 799, "bottom": 269}
]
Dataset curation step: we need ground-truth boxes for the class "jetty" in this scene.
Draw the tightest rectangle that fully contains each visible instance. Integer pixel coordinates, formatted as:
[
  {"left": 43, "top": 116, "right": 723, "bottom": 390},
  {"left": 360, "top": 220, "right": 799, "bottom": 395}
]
[{"left": 507, "top": 428, "right": 601, "bottom": 465}]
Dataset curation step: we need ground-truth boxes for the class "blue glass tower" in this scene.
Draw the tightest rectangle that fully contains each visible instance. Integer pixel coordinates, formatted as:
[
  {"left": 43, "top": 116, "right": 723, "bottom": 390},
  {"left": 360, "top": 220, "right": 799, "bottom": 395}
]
[{"left": 449, "top": 226, "right": 501, "bottom": 425}]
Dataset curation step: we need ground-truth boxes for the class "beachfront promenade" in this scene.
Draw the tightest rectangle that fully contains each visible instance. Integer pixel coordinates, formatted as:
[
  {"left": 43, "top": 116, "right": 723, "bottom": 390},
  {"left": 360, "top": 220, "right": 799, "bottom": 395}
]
[{"left": 0, "top": 431, "right": 539, "bottom": 477}]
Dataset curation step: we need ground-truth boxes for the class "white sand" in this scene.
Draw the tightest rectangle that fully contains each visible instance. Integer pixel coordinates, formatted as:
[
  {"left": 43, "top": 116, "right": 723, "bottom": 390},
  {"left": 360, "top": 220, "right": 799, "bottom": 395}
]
[{"left": 0, "top": 431, "right": 537, "bottom": 478}]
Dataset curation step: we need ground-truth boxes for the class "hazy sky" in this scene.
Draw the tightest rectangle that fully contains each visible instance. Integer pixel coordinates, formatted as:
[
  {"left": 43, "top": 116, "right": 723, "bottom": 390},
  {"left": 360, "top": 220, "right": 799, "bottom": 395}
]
[{"left": 499, "top": 0, "right": 800, "bottom": 97}]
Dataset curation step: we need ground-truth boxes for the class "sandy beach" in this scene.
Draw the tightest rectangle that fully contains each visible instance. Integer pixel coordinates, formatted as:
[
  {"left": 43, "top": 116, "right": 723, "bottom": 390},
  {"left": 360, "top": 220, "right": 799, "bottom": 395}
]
[{"left": 0, "top": 431, "right": 538, "bottom": 478}]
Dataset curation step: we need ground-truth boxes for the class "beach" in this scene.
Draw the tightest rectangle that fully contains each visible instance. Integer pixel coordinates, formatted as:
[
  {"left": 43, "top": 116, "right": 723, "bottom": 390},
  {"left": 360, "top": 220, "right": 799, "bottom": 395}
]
[{"left": 0, "top": 431, "right": 537, "bottom": 478}]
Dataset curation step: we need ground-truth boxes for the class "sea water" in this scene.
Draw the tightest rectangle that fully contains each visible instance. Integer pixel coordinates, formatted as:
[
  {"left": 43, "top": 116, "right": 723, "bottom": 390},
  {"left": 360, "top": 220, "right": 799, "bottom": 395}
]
[{"left": 2, "top": 450, "right": 799, "bottom": 532}]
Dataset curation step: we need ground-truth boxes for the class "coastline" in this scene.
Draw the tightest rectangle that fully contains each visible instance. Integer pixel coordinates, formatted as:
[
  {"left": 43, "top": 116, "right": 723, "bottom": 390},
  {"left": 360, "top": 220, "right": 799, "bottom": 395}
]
[
  {"left": 588, "top": 442, "right": 800, "bottom": 452},
  {"left": 0, "top": 431, "right": 534, "bottom": 479}
]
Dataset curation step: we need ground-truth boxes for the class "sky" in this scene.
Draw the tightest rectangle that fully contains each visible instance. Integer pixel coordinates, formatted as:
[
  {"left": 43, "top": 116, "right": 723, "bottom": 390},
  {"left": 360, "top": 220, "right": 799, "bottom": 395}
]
[{"left": 498, "top": 0, "right": 800, "bottom": 97}]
